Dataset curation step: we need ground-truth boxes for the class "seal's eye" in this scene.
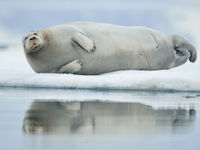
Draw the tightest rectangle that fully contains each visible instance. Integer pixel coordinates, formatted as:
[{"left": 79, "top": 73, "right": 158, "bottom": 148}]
[
  {"left": 33, "top": 32, "right": 37, "bottom": 35},
  {"left": 24, "top": 36, "right": 28, "bottom": 40}
]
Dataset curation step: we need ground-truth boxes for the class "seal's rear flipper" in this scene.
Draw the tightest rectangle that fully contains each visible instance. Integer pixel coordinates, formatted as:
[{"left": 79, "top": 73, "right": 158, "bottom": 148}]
[
  {"left": 174, "top": 47, "right": 190, "bottom": 57},
  {"left": 169, "top": 47, "right": 191, "bottom": 68},
  {"left": 189, "top": 46, "right": 197, "bottom": 63},
  {"left": 172, "top": 35, "right": 197, "bottom": 63}
]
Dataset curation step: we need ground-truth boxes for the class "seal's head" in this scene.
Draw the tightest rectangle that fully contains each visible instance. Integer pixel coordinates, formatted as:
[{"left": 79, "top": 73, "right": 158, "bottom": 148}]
[{"left": 22, "top": 31, "right": 44, "bottom": 54}]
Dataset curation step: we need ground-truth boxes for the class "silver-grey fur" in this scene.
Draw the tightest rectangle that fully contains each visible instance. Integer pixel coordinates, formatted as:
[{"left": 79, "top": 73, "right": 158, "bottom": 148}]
[{"left": 22, "top": 22, "right": 197, "bottom": 75}]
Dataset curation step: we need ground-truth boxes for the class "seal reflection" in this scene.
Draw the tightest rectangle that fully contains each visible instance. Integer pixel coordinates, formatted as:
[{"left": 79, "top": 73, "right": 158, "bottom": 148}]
[{"left": 22, "top": 101, "right": 196, "bottom": 135}]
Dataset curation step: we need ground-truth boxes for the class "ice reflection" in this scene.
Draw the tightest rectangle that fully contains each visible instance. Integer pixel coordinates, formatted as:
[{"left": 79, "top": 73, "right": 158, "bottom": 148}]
[{"left": 23, "top": 100, "right": 196, "bottom": 135}]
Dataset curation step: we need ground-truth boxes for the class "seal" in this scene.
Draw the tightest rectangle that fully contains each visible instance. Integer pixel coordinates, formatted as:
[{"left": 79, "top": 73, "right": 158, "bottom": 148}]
[
  {"left": 22, "top": 101, "right": 195, "bottom": 134},
  {"left": 22, "top": 22, "right": 197, "bottom": 75}
]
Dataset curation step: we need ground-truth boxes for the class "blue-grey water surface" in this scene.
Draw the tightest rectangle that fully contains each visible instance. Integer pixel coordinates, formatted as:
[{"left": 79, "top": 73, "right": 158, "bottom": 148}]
[{"left": 0, "top": 88, "right": 200, "bottom": 150}]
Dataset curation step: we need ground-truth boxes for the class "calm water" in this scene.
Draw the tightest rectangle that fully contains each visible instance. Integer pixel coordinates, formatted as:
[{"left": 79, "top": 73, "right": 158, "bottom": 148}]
[{"left": 0, "top": 88, "right": 200, "bottom": 150}]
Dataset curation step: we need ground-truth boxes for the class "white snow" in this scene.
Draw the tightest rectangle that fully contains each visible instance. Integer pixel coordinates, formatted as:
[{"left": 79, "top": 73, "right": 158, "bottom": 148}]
[{"left": 0, "top": 49, "right": 199, "bottom": 91}]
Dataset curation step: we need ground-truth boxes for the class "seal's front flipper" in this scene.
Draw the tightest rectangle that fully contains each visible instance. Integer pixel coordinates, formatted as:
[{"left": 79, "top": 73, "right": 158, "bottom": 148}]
[
  {"left": 58, "top": 60, "right": 83, "bottom": 74},
  {"left": 72, "top": 33, "right": 96, "bottom": 53}
]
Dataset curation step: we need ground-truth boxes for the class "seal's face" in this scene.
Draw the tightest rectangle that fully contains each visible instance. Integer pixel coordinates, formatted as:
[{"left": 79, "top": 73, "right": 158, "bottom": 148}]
[{"left": 22, "top": 31, "right": 44, "bottom": 54}]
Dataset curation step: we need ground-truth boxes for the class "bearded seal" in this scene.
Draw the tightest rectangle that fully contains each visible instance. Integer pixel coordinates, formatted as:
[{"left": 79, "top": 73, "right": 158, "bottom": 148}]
[
  {"left": 22, "top": 22, "right": 197, "bottom": 75},
  {"left": 22, "top": 101, "right": 195, "bottom": 134}
]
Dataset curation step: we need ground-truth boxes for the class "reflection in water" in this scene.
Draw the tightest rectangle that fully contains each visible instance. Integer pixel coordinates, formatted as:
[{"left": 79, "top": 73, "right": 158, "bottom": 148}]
[{"left": 23, "top": 100, "right": 196, "bottom": 135}]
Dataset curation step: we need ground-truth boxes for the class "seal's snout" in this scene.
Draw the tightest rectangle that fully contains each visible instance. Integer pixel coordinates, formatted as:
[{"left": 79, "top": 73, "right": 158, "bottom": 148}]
[
  {"left": 30, "top": 36, "right": 36, "bottom": 40},
  {"left": 22, "top": 31, "right": 44, "bottom": 54}
]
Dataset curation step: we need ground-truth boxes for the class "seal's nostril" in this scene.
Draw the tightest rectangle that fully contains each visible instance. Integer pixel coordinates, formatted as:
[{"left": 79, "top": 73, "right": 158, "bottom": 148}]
[{"left": 30, "top": 37, "right": 36, "bottom": 40}]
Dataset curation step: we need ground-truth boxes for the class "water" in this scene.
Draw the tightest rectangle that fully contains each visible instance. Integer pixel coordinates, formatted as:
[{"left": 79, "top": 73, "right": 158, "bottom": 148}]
[{"left": 0, "top": 88, "right": 200, "bottom": 150}]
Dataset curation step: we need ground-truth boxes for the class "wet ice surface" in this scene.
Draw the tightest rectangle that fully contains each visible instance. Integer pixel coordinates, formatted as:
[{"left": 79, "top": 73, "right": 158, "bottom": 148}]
[{"left": 0, "top": 89, "right": 200, "bottom": 150}]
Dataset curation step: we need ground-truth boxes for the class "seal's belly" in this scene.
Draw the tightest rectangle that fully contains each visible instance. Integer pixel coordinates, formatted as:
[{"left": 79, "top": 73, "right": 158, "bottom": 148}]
[{"left": 77, "top": 29, "right": 161, "bottom": 74}]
